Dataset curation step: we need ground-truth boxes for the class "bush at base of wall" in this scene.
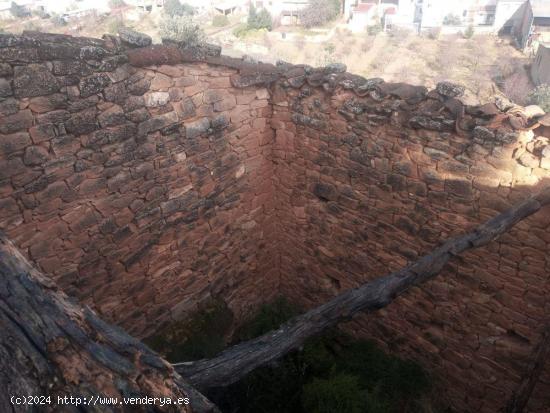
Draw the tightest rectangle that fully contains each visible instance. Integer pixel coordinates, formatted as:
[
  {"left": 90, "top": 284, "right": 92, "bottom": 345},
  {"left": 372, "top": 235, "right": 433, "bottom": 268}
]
[{"left": 146, "top": 296, "right": 447, "bottom": 413}]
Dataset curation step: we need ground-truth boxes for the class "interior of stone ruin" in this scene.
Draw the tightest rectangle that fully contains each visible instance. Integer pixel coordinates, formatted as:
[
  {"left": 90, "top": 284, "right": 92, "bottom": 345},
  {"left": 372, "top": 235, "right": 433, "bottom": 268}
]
[{"left": 1, "top": 30, "right": 550, "bottom": 413}]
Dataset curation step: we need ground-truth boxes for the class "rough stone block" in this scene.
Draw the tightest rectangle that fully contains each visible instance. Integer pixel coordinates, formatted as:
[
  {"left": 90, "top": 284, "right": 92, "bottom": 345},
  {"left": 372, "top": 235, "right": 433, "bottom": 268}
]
[
  {"left": 0, "top": 109, "right": 33, "bottom": 134},
  {"left": 175, "top": 97, "right": 196, "bottom": 120},
  {"left": 0, "top": 78, "right": 12, "bottom": 98},
  {"left": 65, "top": 108, "right": 98, "bottom": 135},
  {"left": 144, "top": 91, "right": 170, "bottom": 107},
  {"left": 138, "top": 111, "right": 178, "bottom": 136},
  {"left": 79, "top": 73, "right": 111, "bottom": 98},
  {"left": 98, "top": 105, "right": 125, "bottom": 127},
  {"left": 185, "top": 117, "right": 210, "bottom": 139},
  {"left": 13, "top": 64, "right": 60, "bottom": 97},
  {"left": 0, "top": 132, "right": 31, "bottom": 155},
  {"left": 118, "top": 27, "right": 152, "bottom": 48},
  {"left": 150, "top": 72, "right": 173, "bottom": 89},
  {"left": 23, "top": 145, "right": 50, "bottom": 166}
]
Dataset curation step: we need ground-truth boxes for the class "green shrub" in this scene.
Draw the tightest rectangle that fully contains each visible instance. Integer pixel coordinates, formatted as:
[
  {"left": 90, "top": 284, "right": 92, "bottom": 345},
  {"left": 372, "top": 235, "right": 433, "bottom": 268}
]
[
  {"left": 231, "top": 23, "right": 246, "bottom": 37},
  {"left": 234, "top": 296, "right": 299, "bottom": 342},
  {"left": 163, "top": 0, "right": 194, "bottom": 17},
  {"left": 299, "top": 0, "right": 340, "bottom": 28},
  {"left": 443, "top": 13, "right": 462, "bottom": 26},
  {"left": 10, "top": 1, "right": 30, "bottom": 18},
  {"left": 367, "top": 23, "right": 382, "bottom": 36},
  {"left": 302, "top": 373, "right": 364, "bottom": 413},
  {"left": 206, "top": 297, "right": 435, "bottom": 413},
  {"left": 463, "top": 25, "right": 474, "bottom": 39},
  {"left": 159, "top": 15, "right": 205, "bottom": 46},
  {"left": 528, "top": 84, "right": 550, "bottom": 112},
  {"left": 212, "top": 14, "right": 229, "bottom": 27},
  {"left": 106, "top": 18, "right": 124, "bottom": 34},
  {"left": 144, "top": 298, "right": 233, "bottom": 362},
  {"left": 247, "top": 5, "right": 272, "bottom": 30},
  {"left": 143, "top": 297, "right": 437, "bottom": 413}
]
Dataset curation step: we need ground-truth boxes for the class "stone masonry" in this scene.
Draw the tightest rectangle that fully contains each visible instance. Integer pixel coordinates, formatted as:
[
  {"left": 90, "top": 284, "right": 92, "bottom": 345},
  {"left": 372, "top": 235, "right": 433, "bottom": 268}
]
[
  {"left": 0, "top": 32, "right": 278, "bottom": 338},
  {"left": 0, "top": 31, "right": 549, "bottom": 412}
]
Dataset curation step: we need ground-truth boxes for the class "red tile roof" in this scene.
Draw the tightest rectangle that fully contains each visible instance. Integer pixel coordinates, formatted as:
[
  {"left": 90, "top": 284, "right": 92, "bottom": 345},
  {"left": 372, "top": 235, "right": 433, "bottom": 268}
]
[{"left": 354, "top": 2, "right": 375, "bottom": 13}]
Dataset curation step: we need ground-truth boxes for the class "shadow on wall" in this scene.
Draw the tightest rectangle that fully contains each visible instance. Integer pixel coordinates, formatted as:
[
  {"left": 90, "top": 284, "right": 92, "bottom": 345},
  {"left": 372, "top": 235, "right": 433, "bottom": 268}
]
[
  {"left": 0, "top": 30, "right": 549, "bottom": 413},
  {"left": 268, "top": 78, "right": 550, "bottom": 413}
]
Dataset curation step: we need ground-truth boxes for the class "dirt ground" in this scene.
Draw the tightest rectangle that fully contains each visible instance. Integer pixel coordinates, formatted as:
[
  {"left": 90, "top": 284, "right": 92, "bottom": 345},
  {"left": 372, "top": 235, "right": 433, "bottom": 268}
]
[
  {"left": 216, "top": 25, "right": 533, "bottom": 105},
  {"left": 1, "top": 10, "right": 533, "bottom": 105}
]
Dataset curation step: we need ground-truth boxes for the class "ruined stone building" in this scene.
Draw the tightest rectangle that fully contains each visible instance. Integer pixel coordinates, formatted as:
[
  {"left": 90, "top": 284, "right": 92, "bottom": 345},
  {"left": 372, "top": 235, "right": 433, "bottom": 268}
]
[{"left": 0, "top": 30, "right": 549, "bottom": 412}]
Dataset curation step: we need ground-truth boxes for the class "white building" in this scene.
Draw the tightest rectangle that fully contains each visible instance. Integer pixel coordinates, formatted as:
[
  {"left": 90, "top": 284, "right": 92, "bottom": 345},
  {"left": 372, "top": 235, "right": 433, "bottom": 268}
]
[
  {"left": 252, "top": 0, "right": 310, "bottom": 25},
  {"left": 418, "top": 0, "right": 527, "bottom": 33},
  {"left": 0, "top": 0, "right": 46, "bottom": 19},
  {"left": 374, "top": 0, "right": 528, "bottom": 34},
  {"left": 42, "top": 0, "right": 110, "bottom": 15}
]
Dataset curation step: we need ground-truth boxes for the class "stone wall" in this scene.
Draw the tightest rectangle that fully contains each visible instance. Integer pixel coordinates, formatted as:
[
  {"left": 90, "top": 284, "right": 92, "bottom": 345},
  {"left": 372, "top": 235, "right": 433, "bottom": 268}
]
[
  {"left": 0, "top": 32, "right": 278, "bottom": 338},
  {"left": 270, "top": 68, "right": 550, "bottom": 412},
  {"left": 1, "top": 31, "right": 550, "bottom": 412}
]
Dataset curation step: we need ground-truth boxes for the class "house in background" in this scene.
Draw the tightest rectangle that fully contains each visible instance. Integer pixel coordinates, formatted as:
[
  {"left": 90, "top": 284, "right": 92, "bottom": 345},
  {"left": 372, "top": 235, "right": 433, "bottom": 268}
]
[
  {"left": 494, "top": 0, "right": 526, "bottom": 33},
  {"left": 252, "top": 0, "right": 309, "bottom": 26},
  {"left": 383, "top": 0, "right": 420, "bottom": 29},
  {"left": 0, "top": 0, "right": 46, "bottom": 19},
  {"left": 531, "top": 42, "right": 550, "bottom": 84},
  {"left": 0, "top": 1, "right": 12, "bottom": 19},
  {"left": 43, "top": 0, "right": 110, "bottom": 15},
  {"left": 345, "top": 0, "right": 528, "bottom": 33},
  {"left": 348, "top": 2, "right": 378, "bottom": 31},
  {"left": 213, "top": 0, "right": 240, "bottom": 15},
  {"left": 514, "top": 0, "right": 550, "bottom": 52},
  {"left": 419, "top": 0, "right": 518, "bottom": 30}
]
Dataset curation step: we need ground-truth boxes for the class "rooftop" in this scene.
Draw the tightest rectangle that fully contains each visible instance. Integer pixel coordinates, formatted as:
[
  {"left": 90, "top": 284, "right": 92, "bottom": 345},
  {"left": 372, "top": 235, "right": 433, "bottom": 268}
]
[{"left": 531, "top": 0, "right": 550, "bottom": 18}]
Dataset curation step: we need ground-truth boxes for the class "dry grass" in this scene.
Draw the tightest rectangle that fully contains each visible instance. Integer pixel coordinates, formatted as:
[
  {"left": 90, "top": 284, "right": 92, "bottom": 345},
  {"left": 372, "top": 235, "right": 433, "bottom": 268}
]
[{"left": 2, "top": 8, "right": 533, "bottom": 104}]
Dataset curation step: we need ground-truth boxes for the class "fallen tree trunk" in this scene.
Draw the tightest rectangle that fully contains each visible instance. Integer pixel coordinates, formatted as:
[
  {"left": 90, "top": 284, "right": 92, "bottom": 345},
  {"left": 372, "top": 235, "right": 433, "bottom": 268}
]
[
  {"left": 175, "top": 187, "right": 550, "bottom": 391},
  {"left": 503, "top": 325, "right": 550, "bottom": 413},
  {"left": 0, "top": 234, "right": 218, "bottom": 413}
]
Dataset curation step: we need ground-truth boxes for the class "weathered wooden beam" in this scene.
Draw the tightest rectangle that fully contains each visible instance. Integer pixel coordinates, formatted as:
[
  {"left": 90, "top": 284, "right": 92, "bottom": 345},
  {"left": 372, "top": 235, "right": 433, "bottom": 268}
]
[
  {"left": 175, "top": 188, "right": 550, "bottom": 390},
  {"left": 0, "top": 234, "right": 219, "bottom": 413},
  {"left": 503, "top": 325, "right": 550, "bottom": 413}
]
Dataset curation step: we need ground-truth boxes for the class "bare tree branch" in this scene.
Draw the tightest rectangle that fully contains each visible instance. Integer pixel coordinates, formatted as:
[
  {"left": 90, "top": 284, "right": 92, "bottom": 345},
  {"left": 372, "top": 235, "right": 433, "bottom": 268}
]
[{"left": 175, "top": 188, "right": 550, "bottom": 390}]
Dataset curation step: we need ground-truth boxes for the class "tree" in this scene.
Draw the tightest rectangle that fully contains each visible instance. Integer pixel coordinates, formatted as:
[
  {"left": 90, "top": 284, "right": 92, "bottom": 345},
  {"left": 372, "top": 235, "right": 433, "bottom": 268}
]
[
  {"left": 164, "top": 0, "right": 194, "bottom": 17},
  {"left": 463, "top": 24, "right": 475, "bottom": 39},
  {"left": 299, "top": 0, "right": 340, "bottom": 29},
  {"left": 159, "top": 15, "right": 205, "bottom": 46},
  {"left": 10, "top": 1, "right": 30, "bottom": 18},
  {"left": 528, "top": 84, "right": 550, "bottom": 112},
  {"left": 443, "top": 13, "right": 462, "bottom": 26},
  {"left": 247, "top": 5, "right": 272, "bottom": 30},
  {"left": 212, "top": 14, "right": 229, "bottom": 28},
  {"left": 108, "top": 0, "right": 126, "bottom": 9}
]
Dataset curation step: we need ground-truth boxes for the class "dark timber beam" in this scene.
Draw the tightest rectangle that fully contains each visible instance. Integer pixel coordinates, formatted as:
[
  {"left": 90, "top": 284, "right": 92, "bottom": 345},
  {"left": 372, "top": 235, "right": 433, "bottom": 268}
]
[
  {"left": 175, "top": 187, "right": 550, "bottom": 394},
  {"left": 503, "top": 325, "right": 550, "bottom": 413},
  {"left": 0, "top": 234, "right": 219, "bottom": 413}
]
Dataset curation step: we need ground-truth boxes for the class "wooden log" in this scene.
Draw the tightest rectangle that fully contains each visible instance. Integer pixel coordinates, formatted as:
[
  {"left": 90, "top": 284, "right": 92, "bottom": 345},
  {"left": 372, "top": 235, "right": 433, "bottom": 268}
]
[
  {"left": 175, "top": 188, "right": 550, "bottom": 390},
  {"left": 0, "top": 234, "right": 219, "bottom": 413},
  {"left": 503, "top": 325, "right": 550, "bottom": 413}
]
